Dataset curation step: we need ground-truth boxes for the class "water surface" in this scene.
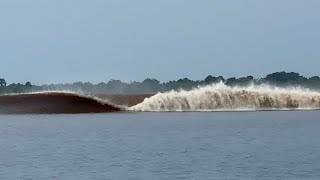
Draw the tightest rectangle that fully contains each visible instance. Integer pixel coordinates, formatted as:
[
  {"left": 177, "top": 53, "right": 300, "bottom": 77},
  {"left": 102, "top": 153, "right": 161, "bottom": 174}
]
[{"left": 0, "top": 111, "right": 320, "bottom": 179}]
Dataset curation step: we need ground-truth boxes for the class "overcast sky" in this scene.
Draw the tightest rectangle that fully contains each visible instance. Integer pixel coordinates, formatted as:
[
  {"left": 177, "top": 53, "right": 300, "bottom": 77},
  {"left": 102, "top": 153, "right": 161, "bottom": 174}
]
[{"left": 1, "top": 0, "right": 319, "bottom": 84}]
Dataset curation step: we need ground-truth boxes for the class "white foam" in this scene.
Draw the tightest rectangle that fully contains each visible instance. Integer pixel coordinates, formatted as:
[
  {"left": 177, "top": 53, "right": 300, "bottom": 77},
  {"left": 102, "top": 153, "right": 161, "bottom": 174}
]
[{"left": 129, "top": 82, "right": 320, "bottom": 112}]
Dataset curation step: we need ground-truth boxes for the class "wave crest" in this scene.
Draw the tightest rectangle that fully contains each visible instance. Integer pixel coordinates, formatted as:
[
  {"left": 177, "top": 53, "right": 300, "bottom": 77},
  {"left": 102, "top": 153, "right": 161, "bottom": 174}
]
[
  {"left": 129, "top": 83, "right": 320, "bottom": 111},
  {"left": 0, "top": 91, "right": 123, "bottom": 114}
]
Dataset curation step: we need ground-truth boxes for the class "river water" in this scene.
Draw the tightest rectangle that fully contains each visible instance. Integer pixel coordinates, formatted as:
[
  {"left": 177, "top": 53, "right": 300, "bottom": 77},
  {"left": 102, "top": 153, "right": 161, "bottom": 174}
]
[{"left": 0, "top": 111, "right": 320, "bottom": 179}]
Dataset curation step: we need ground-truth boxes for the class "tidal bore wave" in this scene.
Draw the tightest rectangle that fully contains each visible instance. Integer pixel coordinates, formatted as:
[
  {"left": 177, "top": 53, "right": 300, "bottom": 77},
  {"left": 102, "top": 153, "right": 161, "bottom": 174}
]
[
  {"left": 0, "top": 92, "right": 123, "bottom": 114},
  {"left": 1, "top": 84, "right": 320, "bottom": 114},
  {"left": 130, "top": 83, "right": 320, "bottom": 112}
]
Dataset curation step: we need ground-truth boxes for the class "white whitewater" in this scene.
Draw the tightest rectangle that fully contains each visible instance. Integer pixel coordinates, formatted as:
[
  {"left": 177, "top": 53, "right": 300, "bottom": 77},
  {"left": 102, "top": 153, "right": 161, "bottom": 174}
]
[{"left": 129, "top": 83, "right": 320, "bottom": 111}]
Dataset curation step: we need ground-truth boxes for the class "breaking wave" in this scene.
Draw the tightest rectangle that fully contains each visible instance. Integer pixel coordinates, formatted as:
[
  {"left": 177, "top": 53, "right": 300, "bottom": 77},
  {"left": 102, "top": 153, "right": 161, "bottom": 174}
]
[
  {"left": 129, "top": 83, "right": 320, "bottom": 112},
  {"left": 0, "top": 91, "right": 123, "bottom": 114},
  {"left": 2, "top": 84, "right": 320, "bottom": 114}
]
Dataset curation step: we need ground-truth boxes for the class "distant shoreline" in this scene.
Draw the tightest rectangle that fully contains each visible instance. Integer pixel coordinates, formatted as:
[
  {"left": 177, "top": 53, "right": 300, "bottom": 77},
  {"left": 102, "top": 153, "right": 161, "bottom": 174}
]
[{"left": 1, "top": 71, "right": 320, "bottom": 95}]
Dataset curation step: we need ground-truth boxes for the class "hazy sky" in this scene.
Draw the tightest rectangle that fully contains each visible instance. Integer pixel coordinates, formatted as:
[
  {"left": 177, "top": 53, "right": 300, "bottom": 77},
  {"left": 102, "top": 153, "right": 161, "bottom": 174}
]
[{"left": 1, "top": 0, "right": 319, "bottom": 84}]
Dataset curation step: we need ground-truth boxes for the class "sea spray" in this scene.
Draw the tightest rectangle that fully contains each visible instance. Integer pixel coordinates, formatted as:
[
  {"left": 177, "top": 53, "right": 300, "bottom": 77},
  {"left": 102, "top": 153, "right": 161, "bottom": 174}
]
[{"left": 129, "top": 83, "right": 320, "bottom": 111}]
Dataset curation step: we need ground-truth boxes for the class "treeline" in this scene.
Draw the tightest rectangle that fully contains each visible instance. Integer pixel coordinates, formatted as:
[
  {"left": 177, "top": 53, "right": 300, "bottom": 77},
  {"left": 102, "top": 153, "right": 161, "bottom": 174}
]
[
  {"left": 0, "top": 79, "right": 34, "bottom": 94},
  {"left": 1, "top": 72, "right": 320, "bottom": 94}
]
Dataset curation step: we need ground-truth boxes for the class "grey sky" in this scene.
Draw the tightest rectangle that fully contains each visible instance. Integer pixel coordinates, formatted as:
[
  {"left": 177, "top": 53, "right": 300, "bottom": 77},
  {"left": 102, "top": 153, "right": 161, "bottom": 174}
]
[{"left": 1, "top": 0, "right": 319, "bottom": 84}]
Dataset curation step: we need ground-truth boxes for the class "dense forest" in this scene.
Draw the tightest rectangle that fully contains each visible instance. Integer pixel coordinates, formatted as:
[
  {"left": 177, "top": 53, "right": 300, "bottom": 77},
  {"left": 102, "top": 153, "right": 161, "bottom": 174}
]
[{"left": 1, "top": 71, "right": 320, "bottom": 95}]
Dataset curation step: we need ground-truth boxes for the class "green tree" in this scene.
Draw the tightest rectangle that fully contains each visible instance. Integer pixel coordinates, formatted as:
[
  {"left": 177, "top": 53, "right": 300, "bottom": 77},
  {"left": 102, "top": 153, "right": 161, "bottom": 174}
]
[
  {"left": 0, "top": 78, "right": 6, "bottom": 87},
  {"left": 25, "top": 82, "right": 32, "bottom": 87}
]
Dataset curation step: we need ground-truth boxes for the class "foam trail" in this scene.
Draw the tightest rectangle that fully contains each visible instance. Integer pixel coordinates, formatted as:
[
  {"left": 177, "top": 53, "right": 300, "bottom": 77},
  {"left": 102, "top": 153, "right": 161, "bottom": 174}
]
[{"left": 129, "top": 83, "right": 320, "bottom": 111}]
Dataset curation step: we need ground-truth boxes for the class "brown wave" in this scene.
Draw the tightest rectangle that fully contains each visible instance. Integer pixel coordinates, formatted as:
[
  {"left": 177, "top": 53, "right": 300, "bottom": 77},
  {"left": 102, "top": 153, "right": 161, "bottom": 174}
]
[
  {"left": 96, "top": 94, "right": 154, "bottom": 107},
  {"left": 0, "top": 92, "right": 126, "bottom": 114},
  {"left": 0, "top": 92, "right": 154, "bottom": 114}
]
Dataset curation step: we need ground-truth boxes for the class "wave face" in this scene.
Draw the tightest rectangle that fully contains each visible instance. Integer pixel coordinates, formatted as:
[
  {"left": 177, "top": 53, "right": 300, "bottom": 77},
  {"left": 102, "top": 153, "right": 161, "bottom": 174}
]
[
  {"left": 0, "top": 92, "right": 122, "bottom": 114},
  {"left": 129, "top": 83, "right": 320, "bottom": 111}
]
